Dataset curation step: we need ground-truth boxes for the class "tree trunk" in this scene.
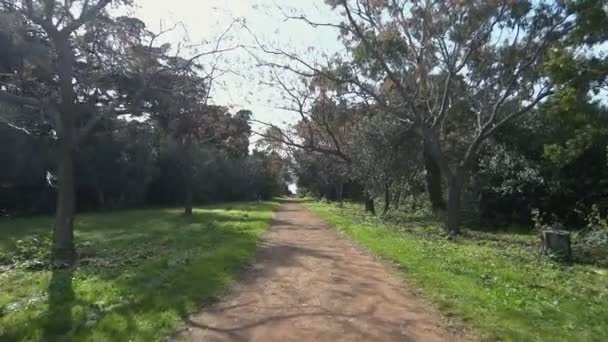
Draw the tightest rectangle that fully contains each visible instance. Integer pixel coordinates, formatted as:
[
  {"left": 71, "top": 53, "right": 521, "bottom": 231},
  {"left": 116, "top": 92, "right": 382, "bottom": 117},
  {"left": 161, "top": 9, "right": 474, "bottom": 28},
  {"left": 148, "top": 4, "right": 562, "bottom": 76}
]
[
  {"left": 394, "top": 184, "right": 402, "bottom": 210},
  {"left": 183, "top": 140, "right": 194, "bottom": 216},
  {"left": 383, "top": 183, "right": 390, "bottom": 215},
  {"left": 423, "top": 143, "right": 446, "bottom": 211},
  {"left": 336, "top": 182, "right": 344, "bottom": 207},
  {"left": 52, "top": 33, "right": 78, "bottom": 268},
  {"left": 184, "top": 186, "right": 193, "bottom": 216},
  {"left": 183, "top": 154, "right": 193, "bottom": 216},
  {"left": 364, "top": 193, "right": 375, "bottom": 215},
  {"left": 446, "top": 174, "right": 464, "bottom": 237},
  {"left": 53, "top": 144, "right": 76, "bottom": 267}
]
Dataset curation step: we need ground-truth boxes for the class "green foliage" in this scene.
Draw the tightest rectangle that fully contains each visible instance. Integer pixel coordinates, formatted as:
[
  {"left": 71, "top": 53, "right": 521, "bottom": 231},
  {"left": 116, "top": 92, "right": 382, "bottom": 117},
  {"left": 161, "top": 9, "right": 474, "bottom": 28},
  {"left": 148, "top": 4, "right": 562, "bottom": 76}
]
[
  {"left": 0, "top": 234, "right": 52, "bottom": 271},
  {"left": 1, "top": 111, "right": 288, "bottom": 214},
  {"left": 150, "top": 146, "right": 289, "bottom": 205},
  {"left": 306, "top": 200, "right": 608, "bottom": 341},
  {"left": 540, "top": 87, "right": 608, "bottom": 167},
  {"left": 567, "top": 0, "right": 608, "bottom": 45},
  {"left": 298, "top": 0, "right": 604, "bottom": 233},
  {"left": 543, "top": 129, "right": 597, "bottom": 167},
  {"left": 0, "top": 201, "right": 279, "bottom": 341},
  {"left": 531, "top": 208, "right": 551, "bottom": 232},
  {"left": 577, "top": 205, "right": 608, "bottom": 248}
]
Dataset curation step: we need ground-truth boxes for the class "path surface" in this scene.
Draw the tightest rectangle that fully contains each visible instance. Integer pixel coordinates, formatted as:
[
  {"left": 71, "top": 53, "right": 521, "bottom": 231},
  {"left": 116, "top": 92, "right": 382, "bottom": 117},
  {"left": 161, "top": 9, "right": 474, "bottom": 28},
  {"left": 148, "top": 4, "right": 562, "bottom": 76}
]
[{"left": 175, "top": 201, "right": 463, "bottom": 342}]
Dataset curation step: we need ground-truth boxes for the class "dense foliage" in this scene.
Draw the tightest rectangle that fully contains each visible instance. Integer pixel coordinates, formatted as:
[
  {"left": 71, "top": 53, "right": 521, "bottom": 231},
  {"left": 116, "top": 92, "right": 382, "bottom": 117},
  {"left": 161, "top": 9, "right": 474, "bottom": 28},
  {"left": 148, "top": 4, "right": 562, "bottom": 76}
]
[{"left": 1, "top": 115, "right": 288, "bottom": 215}]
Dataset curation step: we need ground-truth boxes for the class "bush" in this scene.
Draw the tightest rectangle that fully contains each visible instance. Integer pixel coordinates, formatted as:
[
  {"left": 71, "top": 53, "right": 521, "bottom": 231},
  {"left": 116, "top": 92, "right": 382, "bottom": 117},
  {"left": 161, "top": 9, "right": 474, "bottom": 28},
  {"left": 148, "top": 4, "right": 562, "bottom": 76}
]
[
  {"left": 0, "top": 234, "right": 52, "bottom": 270},
  {"left": 577, "top": 205, "right": 608, "bottom": 248}
]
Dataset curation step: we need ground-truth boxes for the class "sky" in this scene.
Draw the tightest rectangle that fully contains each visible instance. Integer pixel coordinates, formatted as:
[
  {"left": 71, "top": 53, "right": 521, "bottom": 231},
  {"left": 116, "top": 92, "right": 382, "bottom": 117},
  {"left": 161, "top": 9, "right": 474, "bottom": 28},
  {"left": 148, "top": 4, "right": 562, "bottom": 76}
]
[{"left": 133, "top": 0, "right": 344, "bottom": 133}]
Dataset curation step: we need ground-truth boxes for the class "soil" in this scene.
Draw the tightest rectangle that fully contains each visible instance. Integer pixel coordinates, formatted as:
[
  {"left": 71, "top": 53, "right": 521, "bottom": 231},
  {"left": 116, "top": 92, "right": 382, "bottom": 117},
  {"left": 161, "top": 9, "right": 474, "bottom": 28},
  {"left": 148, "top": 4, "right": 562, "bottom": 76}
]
[{"left": 174, "top": 200, "right": 466, "bottom": 341}]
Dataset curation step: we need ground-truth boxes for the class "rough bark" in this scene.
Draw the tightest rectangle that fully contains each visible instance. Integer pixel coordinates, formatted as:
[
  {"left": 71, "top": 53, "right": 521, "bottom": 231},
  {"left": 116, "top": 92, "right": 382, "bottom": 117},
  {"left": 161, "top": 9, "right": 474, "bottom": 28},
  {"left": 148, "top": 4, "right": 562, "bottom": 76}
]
[
  {"left": 52, "top": 34, "right": 78, "bottom": 267},
  {"left": 364, "top": 193, "right": 375, "bottom": 215},
  {"left": 423, "top": 145, "right": 446, "bottom": 211},
  {"left": 53, "top": 143, "right": 76, "bottom": 267},
  {"left": 446, "top": 174, "right": 464, "bottom": 237},
  {"left": 421, "top": 128, "right": 463, "bottom": 236}
]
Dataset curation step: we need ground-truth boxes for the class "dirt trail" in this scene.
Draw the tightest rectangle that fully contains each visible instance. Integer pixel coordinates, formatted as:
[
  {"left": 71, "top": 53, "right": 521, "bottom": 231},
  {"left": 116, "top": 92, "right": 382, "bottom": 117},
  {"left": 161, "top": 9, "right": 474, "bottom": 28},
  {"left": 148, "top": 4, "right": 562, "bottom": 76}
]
[{"left": 175, "top": 200, "right": 464, "bottom": 342}]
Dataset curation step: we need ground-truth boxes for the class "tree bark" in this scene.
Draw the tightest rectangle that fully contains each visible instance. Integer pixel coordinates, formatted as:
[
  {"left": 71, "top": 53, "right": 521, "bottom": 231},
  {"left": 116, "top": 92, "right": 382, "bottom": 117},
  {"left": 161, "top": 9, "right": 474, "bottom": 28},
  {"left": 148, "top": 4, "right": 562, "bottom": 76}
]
[
  {"left": 336, "top": 182, "right": 344, "bottom": 207},
  {"left": 53, "top": 143, "right": 76, "bottom": 267},
  {"left": 183, "top": 154, "right": 193, "bottom": 216},
  {"left": 364, "top": 193, "right": 375, "bottom": 215},
  {"left": 383, "top": 182, "right": 390, "bottom": 215},
  {"left": 183, "top": 139, "right": 194, "bottom": 216},
  {"left": 184, "top": 186, "right": 193, "bottom": 216},
  {"left": 53, "top": 35, "right": 78, "bottom": 268},
  {"left": 394, "top": 183, "right": 402, "bottom": 210},
  {"left": 446, "top": 173, "right": 464, "bottom": 237},
  {"left": 423, "top": 145, "right": 446, "bottom": 211}
]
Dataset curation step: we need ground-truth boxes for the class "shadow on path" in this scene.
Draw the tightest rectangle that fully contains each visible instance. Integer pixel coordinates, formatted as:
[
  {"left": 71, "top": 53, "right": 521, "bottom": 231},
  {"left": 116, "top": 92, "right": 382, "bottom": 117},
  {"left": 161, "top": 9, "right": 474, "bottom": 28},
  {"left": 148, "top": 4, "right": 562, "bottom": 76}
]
[{"left": 176, "top": 201, "right": 461, "bottom": 342}]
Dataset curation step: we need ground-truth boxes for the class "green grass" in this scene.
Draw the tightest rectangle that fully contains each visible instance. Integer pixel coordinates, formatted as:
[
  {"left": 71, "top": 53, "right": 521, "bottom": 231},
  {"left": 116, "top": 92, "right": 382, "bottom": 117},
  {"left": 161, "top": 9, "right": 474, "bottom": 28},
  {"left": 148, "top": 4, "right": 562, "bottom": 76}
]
[
  {"left": 0, "top": 201, "right": 280, "bottom": 341},
  {"left": 304, "top": 200, "right": 608, "bottom": 342}
]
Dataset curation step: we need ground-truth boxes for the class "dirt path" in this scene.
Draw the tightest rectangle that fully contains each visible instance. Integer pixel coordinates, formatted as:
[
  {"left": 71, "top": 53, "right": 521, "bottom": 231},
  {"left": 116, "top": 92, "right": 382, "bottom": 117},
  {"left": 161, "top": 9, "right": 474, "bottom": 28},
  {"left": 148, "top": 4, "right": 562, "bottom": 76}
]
[{"left": 175, "top": 201, "right": 464, "bottom": 342}]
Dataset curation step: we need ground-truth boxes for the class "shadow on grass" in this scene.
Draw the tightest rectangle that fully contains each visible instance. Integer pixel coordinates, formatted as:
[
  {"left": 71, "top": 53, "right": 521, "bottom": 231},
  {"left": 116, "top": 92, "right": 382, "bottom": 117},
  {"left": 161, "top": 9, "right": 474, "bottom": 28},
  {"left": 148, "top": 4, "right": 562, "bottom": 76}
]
[
  {"left": 42, "top": 268, "right": 75, "bottom": 341},
  {"left": 75, "top": 208, "right": 278, "bottom": 340},
  {"left": 0, "top": 201, "right": 280, "bottom": 341}
]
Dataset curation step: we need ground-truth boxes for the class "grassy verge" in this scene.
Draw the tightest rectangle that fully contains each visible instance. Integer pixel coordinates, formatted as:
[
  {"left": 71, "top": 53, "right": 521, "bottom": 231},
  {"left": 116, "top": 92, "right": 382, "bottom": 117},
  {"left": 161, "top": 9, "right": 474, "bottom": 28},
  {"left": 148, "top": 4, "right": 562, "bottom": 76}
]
[
  {"left": 0, "top": 201, "right": 280, "bottom": 341},
  {"left": 304, "top": 200, "right": 608, "bottom": 341}
]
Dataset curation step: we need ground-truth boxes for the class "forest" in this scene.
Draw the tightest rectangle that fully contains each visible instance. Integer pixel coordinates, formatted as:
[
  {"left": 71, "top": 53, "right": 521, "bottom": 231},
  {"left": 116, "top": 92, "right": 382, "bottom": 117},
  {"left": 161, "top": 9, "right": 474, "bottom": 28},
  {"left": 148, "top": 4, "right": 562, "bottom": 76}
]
[{"left": 1, "top": 0, "right": 607, "bottom": 341}]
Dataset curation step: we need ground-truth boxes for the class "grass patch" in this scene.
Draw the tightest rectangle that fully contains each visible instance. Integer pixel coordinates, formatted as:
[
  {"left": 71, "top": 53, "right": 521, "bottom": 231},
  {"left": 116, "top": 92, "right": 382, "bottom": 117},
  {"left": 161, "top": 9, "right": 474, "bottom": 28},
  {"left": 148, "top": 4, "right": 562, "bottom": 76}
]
[
  {"left": 304, "top": 201, "right": 608, "bottom": 341},
  {"left": 0, "top": 201, "right": 280, "bottom": 341}
]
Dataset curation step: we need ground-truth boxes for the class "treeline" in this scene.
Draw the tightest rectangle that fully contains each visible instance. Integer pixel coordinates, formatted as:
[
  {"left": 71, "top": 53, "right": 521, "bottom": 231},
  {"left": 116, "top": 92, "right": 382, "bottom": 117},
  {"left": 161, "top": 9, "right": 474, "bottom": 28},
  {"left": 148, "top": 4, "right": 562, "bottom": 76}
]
[
  {"left": 257, "top": 0, "right": 608, "bottom": 235},
  {"left": 1, "top": 113, "right": 289, "bottom": 215}
]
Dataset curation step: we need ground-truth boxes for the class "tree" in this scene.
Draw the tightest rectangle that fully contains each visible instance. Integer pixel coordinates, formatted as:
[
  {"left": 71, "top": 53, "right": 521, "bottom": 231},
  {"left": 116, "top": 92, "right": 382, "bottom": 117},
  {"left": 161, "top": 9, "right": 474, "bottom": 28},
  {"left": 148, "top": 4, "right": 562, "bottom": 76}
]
[
  {"left": 347, "top": 110, "right": 419, "bottom": 214},
  {"left": 248, "top": 150, "right": 291, "bottom": 200},
  {"left": 0, "top": 0, "right": 152, "bottom": 265},
  {"left": 132, "top": 22, "right": 239, "bottom": 216},
  {"left": 252, "top": 71, "right": 356, "bottom": 205},
  {"left": 78, "top": 119, "right": 159, "bottom": 209}
]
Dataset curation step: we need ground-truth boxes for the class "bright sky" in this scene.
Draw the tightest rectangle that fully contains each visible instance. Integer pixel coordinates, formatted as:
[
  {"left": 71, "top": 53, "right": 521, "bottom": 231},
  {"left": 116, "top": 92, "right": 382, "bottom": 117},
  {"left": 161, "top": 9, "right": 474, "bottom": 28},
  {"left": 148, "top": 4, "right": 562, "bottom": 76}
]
[{"left": 133, "top": 0, "right": 343, "bottom": 134}]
